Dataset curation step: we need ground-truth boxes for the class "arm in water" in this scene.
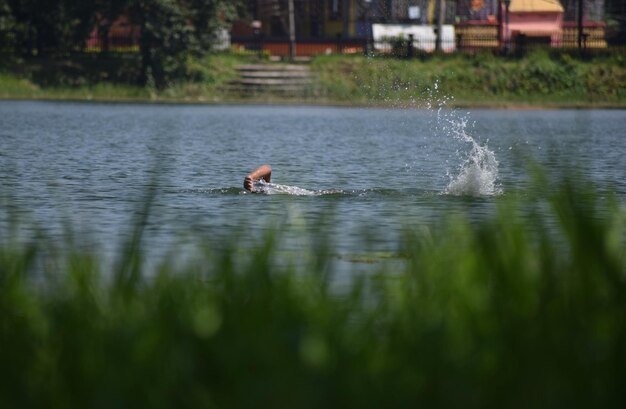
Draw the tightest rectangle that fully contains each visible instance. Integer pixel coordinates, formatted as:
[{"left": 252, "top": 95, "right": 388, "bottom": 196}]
[{"left": 244, "top": 164, "right": 272, "bottom": 192}]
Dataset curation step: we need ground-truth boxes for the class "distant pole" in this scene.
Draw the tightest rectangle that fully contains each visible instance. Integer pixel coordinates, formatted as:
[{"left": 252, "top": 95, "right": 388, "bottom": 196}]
[
  {"left": 577, "top": 0, "right": 584, "bottom": 50},
  {"left": 435, "top": 0, "right": 445, "bottom": 52},
  {"left": 364, "top": 0, "right": 372, "bottom": 55},
  {"left": 288, "top": 0, "right": 296, "bottom": 61},
  {"left": 252, "top": 20, "right": 262, "bottom": 59},
  {"left": 342, "top": 0, "right": 349, "bottom": 39},
  {"left": 497, "top": 0, "right": 502, "bottom": 49},
  {"left": 504, "top": 0, "right": 511, "bottom": 55}
]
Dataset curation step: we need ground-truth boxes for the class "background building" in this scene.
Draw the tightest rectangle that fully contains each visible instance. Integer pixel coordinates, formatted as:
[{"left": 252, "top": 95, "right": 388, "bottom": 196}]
[{"left": 230, "top": 0, "right": 614, "bottom": 56}]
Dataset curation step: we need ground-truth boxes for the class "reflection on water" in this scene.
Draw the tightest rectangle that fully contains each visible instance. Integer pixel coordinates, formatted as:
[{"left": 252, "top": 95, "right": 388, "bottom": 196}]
[{"left": 0, "top": 101, "right": 624, "bottom": 268}]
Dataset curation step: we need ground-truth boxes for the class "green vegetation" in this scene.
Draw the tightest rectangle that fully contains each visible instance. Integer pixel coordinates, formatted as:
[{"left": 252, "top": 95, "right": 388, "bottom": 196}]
[
  {"left": 0, "top": 71, "right": 151, "bottom": 101},
  {"left": 2, "top": 50, "right": 625, "bottom": 107},
  {"left": 1, "top": 174, "right": 625, "bottom": 408},
  {"left": 311, "top": 50, "right": 626, "bottom": 107},
  {"left": 0, "top": 52, "right": 247, "bottom": 102}
]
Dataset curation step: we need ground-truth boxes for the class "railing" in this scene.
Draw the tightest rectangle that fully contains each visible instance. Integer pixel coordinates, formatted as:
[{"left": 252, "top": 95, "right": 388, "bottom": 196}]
[
  {"left": 0, "top": 30, "right": 140, "bottom": 54},
  {"left": 232, "top": 36, "right": 462, "bottom": 57},
  {"left": 231, "top": 36, "right": 367, "bottom": 58},
  {"left": 455, "top": 23, "right": 500, "bottom": 52},
  {"left": 231, "top": 25, "right": 621, "bottom": 59},
  {"left": 1, "top": 26, "right": 623, "bottom": 58},
  {"left": 561, "top": 22, "right": 609, "bottom": 48}
]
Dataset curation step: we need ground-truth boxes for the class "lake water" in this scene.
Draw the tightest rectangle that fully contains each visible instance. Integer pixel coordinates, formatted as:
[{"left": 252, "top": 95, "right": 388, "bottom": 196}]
[{"left": 1, "top": 101, "right": 625, "bottom": 269}]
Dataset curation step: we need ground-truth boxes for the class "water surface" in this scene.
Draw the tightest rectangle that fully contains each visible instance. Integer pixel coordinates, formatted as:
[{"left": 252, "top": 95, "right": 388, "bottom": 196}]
[{"left": 1, "top": 101, "right": 624, "bottom": 268}]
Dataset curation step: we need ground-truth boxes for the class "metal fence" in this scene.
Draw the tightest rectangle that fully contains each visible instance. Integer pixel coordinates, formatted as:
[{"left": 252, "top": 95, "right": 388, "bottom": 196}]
[
  {"left": 231, "top": 35, "right": 621, "bottom": 59},
  {"left": 0, "top": 30, "right": 140, "bottom": 55},
  {"left": 2, "top": 27, "right": 623, "bottom": 58},
  {"left": 231, "top": 21, "right": 622, "bottom": 58},
  {"left": 231, "top": 36, "right": 368, "bottom": 57}
]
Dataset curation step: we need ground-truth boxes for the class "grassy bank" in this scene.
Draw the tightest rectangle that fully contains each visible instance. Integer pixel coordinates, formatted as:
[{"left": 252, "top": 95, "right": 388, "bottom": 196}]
[
  {"left": 312, "top": 51, "right": 626, "bottom": 108},
  {"left": 0, "top": 53, "right": 245, "bottom": 103},
  {"left": 1, "top": 50, "right": 625, "bottom": 107},
  {"left": 1, "top": 174, "right": 625, "bottom": 408}
]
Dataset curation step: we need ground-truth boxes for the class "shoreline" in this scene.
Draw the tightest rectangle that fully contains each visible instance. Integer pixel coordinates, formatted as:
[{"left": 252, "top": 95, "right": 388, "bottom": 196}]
[
  {"left": 2, "top": 95, "right": 625, "bottom": 110},
  {"left": 2, "top": 52, "right": 624, "bottom": 110}
]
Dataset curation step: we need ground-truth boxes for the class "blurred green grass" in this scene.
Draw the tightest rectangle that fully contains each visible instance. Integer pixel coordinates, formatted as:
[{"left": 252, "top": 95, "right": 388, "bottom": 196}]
[{"left": 1, "top": 174, "right": 625, "bottom": 408}]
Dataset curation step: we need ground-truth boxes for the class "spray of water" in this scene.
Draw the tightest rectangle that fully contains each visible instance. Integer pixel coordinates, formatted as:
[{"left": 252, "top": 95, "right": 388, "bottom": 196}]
[
  {"left": 443, "top": 117, "right": 501, "bottom": 196},
  {"left": 251, "top": 180, "right": 343, "bottom": 196},
  {"left": 425, "top": 81, "right": 501, "bottom": 196}
]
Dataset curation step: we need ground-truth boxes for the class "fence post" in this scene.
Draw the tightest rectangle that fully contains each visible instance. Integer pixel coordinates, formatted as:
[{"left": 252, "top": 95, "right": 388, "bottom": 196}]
[
  {"left": 288, "top": 0, "right": 296, "bottom": 61},
  {"left": 577, "top": 0, "right": 584, "bottom": 50},
  {"left": 515, "top": 34, "right": 526, "bottom": 58},
  {"left": 581, "top": 32, "right": 589, "bottom": 59},
  {"left": 407, "top": 34, "right": 414, "bottom": 59},
  {"left": 252, "top": 20, "right": 263, "bottom": 59},
  {"left": 336, "top": 33, "right": 343, "bottom": 54},
  {"left": 435, "top": 0, "right": 445, "bottom": 53}
]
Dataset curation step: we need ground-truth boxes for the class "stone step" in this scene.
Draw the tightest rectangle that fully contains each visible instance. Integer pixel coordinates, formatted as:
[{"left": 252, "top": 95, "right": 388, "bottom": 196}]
[
  {"left": 237, "top": 64, "right": 310, "bottom": 72},
  {"left": 226, "top": 86, "right": 314, "bottom": 94},
  {"left": 234, "top": 78, "right": 312, "bottom": 86},
  {"left": 227, "top": 63, "right": 314, "bottom": 97},
  {"left": 239, "top": 71, "right": 311, "bottom": 79}
]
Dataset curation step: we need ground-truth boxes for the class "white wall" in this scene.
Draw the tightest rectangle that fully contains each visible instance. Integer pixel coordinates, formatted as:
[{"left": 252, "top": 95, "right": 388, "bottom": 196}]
[{"left": 372, "top": 24, "right": 456, "bottom": 52}]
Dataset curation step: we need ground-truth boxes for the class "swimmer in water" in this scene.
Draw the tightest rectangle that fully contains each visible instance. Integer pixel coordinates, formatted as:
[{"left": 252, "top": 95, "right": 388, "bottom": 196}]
[
  {"left": 243, "top": 164, "right": 341, "bottom": 195},
  {"left": 244, "top": 164, "right": 272, "bottom": 192}
]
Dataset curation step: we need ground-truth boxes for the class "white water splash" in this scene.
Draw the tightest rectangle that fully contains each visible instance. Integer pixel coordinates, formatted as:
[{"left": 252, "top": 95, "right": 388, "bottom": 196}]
[
  {"left": 444, "top": 140, "right": 500, "bottom": 196},
  {"left": 425, "top": 81, "right": 501, "bottom": 196},
  {"left": 442, "top": 115, "right": 501, "bottom": 196},
  {"left": 253, "top": 180, "right": 317, "bottom": 195},
  {"left": 252, "top": 180, "right": 342, "bottom": 196}
]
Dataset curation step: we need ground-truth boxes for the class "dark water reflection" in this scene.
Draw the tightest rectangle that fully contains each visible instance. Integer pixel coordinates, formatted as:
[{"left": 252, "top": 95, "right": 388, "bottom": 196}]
[{"left": 1, "top": 101, "right": 624, "bottom": 269}]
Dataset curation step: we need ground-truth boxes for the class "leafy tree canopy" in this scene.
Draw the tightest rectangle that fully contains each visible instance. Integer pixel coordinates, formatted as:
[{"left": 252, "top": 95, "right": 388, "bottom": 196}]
[
  {"left": 128, "top": 0, "right": 243, "bottom": 88},
  {"left": 0, "top": 0, "right": 244, "bottom": 87}
]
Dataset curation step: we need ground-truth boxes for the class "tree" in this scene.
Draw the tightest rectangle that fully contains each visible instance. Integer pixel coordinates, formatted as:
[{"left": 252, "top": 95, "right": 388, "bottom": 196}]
[
  {"left": 0, "top": 0, "right": 16, "bottom": 52},
  {"left": 4, "top": 0, "right": 97, "bottom": 55},
  {"left": 0, "top": 0, "right": 243, "bottom": 87},
  {"left": 127, "top": 0, "right": 242, "bottom": 88}
]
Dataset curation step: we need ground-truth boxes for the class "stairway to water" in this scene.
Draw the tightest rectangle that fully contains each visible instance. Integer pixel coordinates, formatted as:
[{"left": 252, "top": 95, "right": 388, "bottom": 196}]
[{"left": 227, "top": 64, "right": 314, "bottom": 97}]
